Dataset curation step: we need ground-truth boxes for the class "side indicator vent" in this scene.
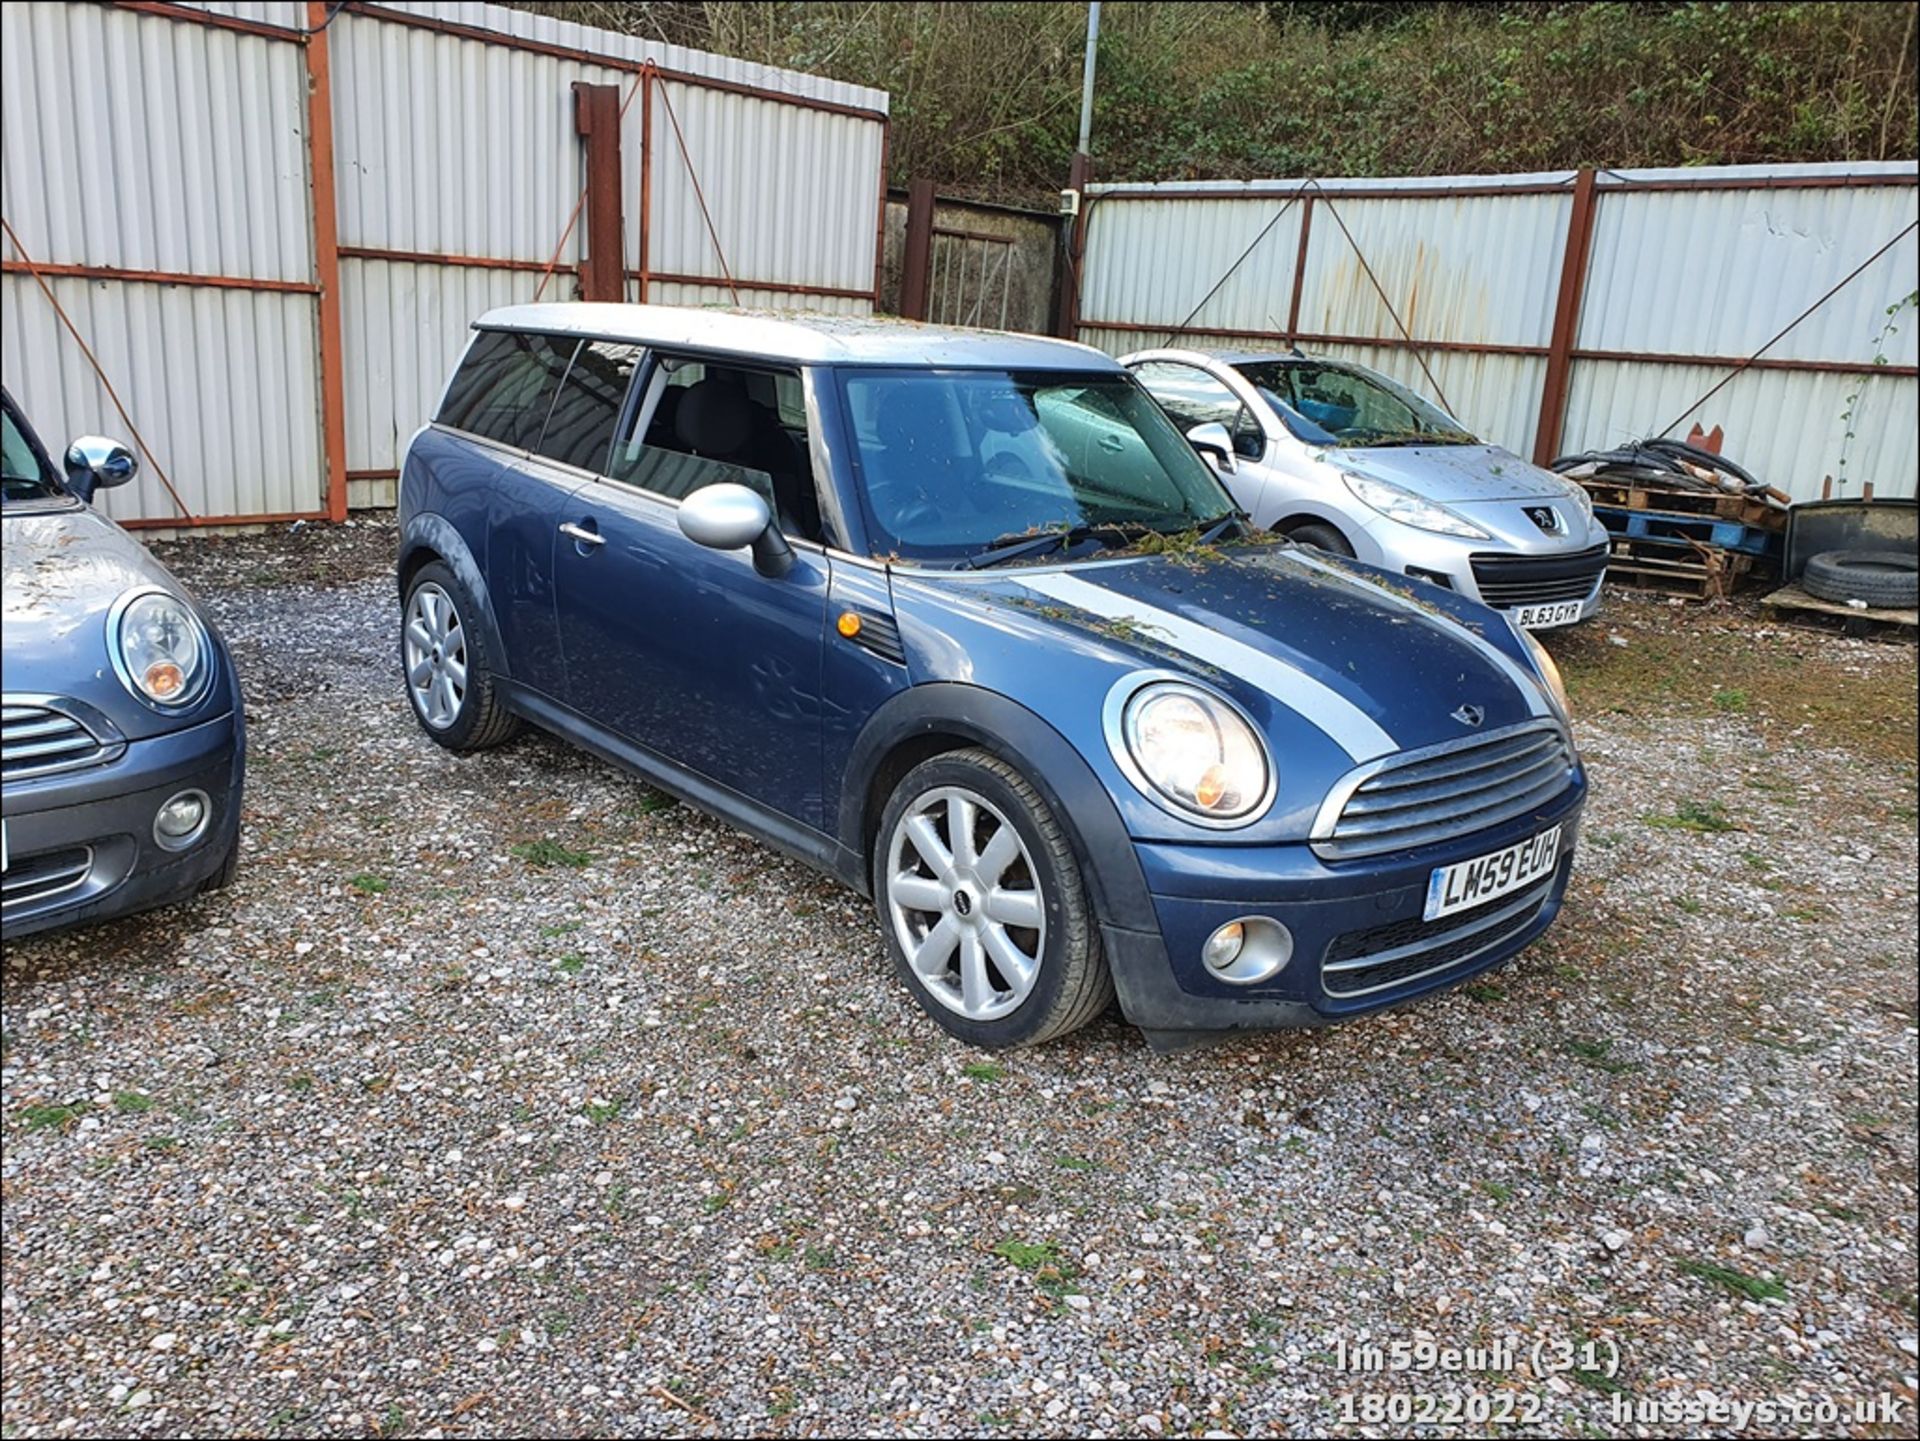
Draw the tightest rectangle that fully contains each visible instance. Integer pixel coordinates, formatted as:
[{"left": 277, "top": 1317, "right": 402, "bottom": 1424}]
[{"left": 843, "top": 611, "right": 905, "bottom": 665}]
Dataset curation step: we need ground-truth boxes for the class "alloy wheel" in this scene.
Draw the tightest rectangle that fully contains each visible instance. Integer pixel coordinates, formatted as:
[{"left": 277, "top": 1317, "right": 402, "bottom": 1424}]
[{"left": 403, "top": 582, "right": 468, "bottom": 730}]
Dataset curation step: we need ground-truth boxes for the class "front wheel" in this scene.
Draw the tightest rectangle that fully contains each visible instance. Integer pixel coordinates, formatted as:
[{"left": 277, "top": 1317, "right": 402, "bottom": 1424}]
[
  {"left": 1288, "top": 522, "right": 1355, "bottom": 557},
  {"left": 401, "top": 561, "right": 520, "bottom": 751},
  {"left": 874, "top": 748, "right": 1112, "bottom": 1049}
]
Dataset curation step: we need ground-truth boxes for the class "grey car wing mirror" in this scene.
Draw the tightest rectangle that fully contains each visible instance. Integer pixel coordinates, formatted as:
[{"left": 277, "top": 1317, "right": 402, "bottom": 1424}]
[
  {"left": 677, "top": 482, "right": 793, "bottom": 578},
  {"left": 64, "top": 436, "right": 139, "bottom": 506},
  {"left": 1186, "top": 422, "right": 1236, "bottom": 475}
]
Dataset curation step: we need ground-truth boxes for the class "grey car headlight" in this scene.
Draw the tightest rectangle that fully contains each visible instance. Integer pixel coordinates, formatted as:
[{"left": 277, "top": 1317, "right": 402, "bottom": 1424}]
[
  {"left": 1344, "top": 473, "right": 1490, "bottom": 540},
  {"left": 1519, "top": 628, "right": 1572, "bottom": 719},
  {"left": 1562, "top": 477, "right": 1596, "bottom": 525},
  {"left": 110, "top": 588, "right": 210, "bottom": 709},
  {"left": 1113, "top": 679, "right": 1273, "bottom": 825}
]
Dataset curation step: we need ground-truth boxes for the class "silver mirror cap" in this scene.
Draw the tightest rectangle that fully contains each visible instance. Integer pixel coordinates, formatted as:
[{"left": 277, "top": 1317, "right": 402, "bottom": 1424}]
[
  {"left": 65, "top": 436, "right": 140, "bottom": 490},
  {"left": 1185, "top": 421, "right": 1236, "bottom": 474},
  {"left": 677, "top": 482, "right": 773, "bottom": 552}
]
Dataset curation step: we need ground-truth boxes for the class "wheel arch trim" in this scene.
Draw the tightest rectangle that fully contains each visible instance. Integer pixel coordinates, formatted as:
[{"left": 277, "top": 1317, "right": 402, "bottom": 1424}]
[{"left": 397, "top": 512, "right": 509, "bottom": 681}]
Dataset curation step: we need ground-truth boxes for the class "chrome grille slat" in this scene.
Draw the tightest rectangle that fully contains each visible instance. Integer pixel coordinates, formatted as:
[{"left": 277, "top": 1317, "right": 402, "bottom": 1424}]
[
  {"left": 0, "top": 846, "right": 94, "bottom": 910},
  {"left": 1315, "top": 721, "right": 1576, "bottom": 861},
  {"left": 1, "top": 702, "right": 110, "bottom": 779}
]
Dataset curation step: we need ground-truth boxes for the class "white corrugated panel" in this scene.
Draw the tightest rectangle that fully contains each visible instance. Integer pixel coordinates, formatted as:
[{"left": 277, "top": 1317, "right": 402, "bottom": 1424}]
[
  {"left": 3, "top": 274, "right": 323, "bottom": 522},
  {"left": 1298, "top": 192, "right": 1568, "bottom": 347},
  {"left": 339, "top": 259, "right": 531, "bottom": 473},
  {"left": 1580, "top": 176, "right": 1920, "bottom": 365},
  {"left": 647, "top": 281, "right": 871, "bottom": 316},
  {"left": 1079, "top": 198, "right": 1306, "bottom": 335},
  {"left": 647, "top": 79, "right": 882, "bottom": 298},
  {"left": 1, "top": 1, "right": 312, "bottom": 280},
  {"left": 1562, "top": 360, "right": 1917, "bottom": 500}
]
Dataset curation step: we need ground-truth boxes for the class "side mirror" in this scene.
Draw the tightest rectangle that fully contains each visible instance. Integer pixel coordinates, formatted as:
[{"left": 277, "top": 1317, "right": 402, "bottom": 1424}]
[
  {"left": 1186, "top": 421, "right": 1236, "bottom": 475},
  {"left": 64, "top": 436, "right": 139, "bottom": 506},
  {"left": 677, "top": 482, "right": 792, "bottom": 577}
]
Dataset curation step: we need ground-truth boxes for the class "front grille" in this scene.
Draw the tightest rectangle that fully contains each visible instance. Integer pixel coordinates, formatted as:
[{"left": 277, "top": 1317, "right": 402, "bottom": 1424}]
[
  {"left": 0, "top": 846, "right": 94, "bottom": 913},
  {"left": 1314, "top": 721, "right": 1575, "bottom": 860},
  {"left": 2, "top": 704, "right": 108, "bottom": 778},
  {"left": 1322, "top": 870, "right": 1559, "bottom": 998},
  {"left": 1469, "top": 542, "right": 1608, "bottom": 609}
]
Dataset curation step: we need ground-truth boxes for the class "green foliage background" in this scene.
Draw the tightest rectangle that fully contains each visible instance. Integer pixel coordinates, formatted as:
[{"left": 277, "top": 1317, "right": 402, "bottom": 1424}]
[{"left": 514, "top": 2, "right": 1916, "bottom": 205}]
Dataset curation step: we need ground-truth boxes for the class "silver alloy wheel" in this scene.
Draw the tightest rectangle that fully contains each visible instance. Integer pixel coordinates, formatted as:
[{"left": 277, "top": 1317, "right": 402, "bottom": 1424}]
[
  {"left": 403, "top": 581, "right": 468, "bottom": 731},
  {"left": 885, "top": 784, "right": 1046, "bottom": 1021}
]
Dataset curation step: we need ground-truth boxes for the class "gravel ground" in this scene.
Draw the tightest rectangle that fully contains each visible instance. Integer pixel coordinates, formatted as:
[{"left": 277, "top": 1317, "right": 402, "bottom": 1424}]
[{"left": 4, "top": 521, "right": 1916, "bottom": 1439}]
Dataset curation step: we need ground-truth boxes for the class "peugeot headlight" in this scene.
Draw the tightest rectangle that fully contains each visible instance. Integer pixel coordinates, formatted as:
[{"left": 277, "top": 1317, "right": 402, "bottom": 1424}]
[
  {"left": 1520, "top": 629, "right": 1571, "bottom": 719},
  {"left": 1562, "top": 477, "right": 1595, "bottom": 525},
  {"left": 1344, "top": 474, "right": 1489, "bottom": 540},
  {"left": 1114, "top": 680, "right": 1273, "bottom": 825},
  {"left": 110, "top": 589, "right": 210, "bottom": 709}
]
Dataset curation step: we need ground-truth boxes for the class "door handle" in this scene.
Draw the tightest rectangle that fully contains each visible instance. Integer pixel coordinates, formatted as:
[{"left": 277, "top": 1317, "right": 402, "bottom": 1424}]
[{"left": 559, "top": 521, "right": 605, "bottom": 548}]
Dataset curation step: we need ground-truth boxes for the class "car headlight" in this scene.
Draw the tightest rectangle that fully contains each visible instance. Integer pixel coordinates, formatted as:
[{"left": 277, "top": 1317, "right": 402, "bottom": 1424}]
[
  {"left": 110, "top": 589, "right": 210, "bottom": 709},
  {"left": 1115, "top": 680, "right": 1273, "bottom": 824},
  {"left": 1520, "top": 628, "right": 1571, "bottom": 719},
  {"left": 1562, "top": 478, "right": 1595, "bottom": 524},
  {"left": 1343, "top": 474, "right": 1489, "bottom": 539}
]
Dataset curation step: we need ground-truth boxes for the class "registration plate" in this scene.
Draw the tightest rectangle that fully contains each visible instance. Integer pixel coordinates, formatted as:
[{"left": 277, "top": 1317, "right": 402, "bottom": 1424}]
[
  {"left": 1425, "top": 825, "right": 1562, "bottom": 921},
  {"left": 1511, "top": 599, "right": 1584, "bottom": 630}
]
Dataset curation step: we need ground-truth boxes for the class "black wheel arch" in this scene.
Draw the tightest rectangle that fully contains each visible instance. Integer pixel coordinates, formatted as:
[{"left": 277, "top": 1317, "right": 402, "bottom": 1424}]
[
  {"left": 397, "top": 513, "right": 510, "bottom": 680},
  {"left": 838, "top": 683, "right": 1156, "bottom": 933}
]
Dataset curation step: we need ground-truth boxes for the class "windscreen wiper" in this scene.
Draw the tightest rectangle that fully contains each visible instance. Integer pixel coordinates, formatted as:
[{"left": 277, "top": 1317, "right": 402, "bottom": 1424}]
[
  {"left": 1195, "top": 512, "right": 1246, "bottom": 545},
  {"left": 962, "top": 523, "right": 1132, "bottom": 570}
]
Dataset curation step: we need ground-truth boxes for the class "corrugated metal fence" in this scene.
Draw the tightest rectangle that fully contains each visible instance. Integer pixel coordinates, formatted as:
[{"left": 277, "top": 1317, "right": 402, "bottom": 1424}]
[
  {"left": 1073, "top": 164, "right": 1919, "bottom": 503},
  {"left": 1, "top": 0, "right": 888, "bottom": 527}
]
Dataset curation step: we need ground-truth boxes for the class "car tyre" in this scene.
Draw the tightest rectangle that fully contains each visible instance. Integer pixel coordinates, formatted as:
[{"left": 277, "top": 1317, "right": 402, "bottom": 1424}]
[
  {"left": 200, "top": 838, "right": 239, "bottom": 893},
  {"left": 874, "top": 748, "right": 1112, "bottom": 1049},
  {"left": 401, "top": 561, "right": 521, "bottom": 751},
  {"left": 1801, "top": 549, "right": 1918, "bottom": 609},
  {"left": 1289, "top": 522, "right": 1355, "bottom": 557}
]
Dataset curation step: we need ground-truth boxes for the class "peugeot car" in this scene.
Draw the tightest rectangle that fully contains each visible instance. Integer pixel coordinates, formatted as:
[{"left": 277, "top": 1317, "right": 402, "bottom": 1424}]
[
  {"left": 397, "top": 306, "right": 1584, "bottom": 1051},
  {"left": 1122, "top": 347, "right": 1611, "bottom": 629},
  {"left": 1, "top": 387, "right": 244, "bottom": 938}
]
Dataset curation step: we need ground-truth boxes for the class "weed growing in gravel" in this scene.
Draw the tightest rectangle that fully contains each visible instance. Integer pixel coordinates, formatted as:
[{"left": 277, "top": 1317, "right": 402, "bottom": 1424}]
[
  {"left": 538, "top": 920, "right": 582, "bottom": 937},
  {"left": 349, "top": 873, "right": 390, "bottom": 895},
  {"left": 1645, "top": 800, "right": 1737, "bottom": 833},
  {"left": 1463, "top": 982, "right": 1507, "bottom": 1003},
  {"left": 555, "top": 953, "right": 587, "bottom": 975},
  {"left": 992, "top": 1237, "right": 1082, "bottom": 1297},
  {"left": 581, "top": 1098, "right": 622, "bottom": 1124},
  {"left": 1712, "top": 688, "right": 1750, "bottom": 713},
  {"left": 513, "top": 838, "right": 595, "bottom": 869},
  {"left": 1054, "top": 1154, "right": 1097, "bottom": 1171},
  {"left": 1478, "top": 1179, "right": 1514, "bottom": 1203},
  {"left": 375, "top": 1405, "right": 408, "bottom": 1438},
  {"left": 1676, "top": 1257, "right": 1786, "bottom": 1301},
  {"left": 1565, "top": 1038, "right": 1641, "bottom": 1074},
  {"left": 111, "top": 1091, "right": 155, "bottom": 1114},
  {"left": 143, "top": 1135, "right": 181, "bottom": 1152},
  {"left": 19, "top": 1102, "right": 88, "bottom": 1131},
  {"left": 634, "top": 789, "right": 680, "bottom": 815},
  {"left": 962, "top": 1062, "right": 1005, "bottom": 1082},
  {"left": 803, "top": 1245, "right": 837, "bottom": 1271}
]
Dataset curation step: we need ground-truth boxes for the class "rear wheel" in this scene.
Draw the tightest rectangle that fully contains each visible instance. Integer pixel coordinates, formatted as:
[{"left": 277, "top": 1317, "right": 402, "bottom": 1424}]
[
  {"left": 874, "top": 749, "right": 1111, "bottom": 1049},
  {"left": 1289, "top": 522, "right": 1354, "bottom": 557},
  {"left": 401, "top": 561, "right": 520, "bottom": 751}
]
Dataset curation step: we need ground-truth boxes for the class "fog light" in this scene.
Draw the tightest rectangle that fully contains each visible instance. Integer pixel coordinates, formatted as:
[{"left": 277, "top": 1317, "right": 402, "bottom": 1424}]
[
  {"left": 1201, "top": 917, "right": 1294, "bottom": 986},
  {"left": 1203, "top": 922, "right": 1246, "bottom": 971},
  {"left": 153, "top": 789, "right": 210, "bottom": 850}
]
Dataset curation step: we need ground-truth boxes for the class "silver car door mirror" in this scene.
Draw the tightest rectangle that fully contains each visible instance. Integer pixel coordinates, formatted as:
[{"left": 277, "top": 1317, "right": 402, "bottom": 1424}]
[
  {"left": 64, "top": 436, "right": 139, "bottom": 505},
  {"left": 677, "top": 481, "right": 793, "bottom": 577},
  {"left": 1186, "top": 421, "right": 1236, "bottom": 475}
]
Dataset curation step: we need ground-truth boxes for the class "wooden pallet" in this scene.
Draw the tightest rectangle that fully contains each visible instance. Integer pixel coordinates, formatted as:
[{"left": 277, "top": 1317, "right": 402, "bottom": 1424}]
[
  {"left": 1603, "top": 542, "right": 1756, "bottom": 600},
  {"left": 1760, "top": 582, "right": 1918, "bottom": 632},
  {"left": 1576, "top": 477, "right": 1788, "bottom": 531}
]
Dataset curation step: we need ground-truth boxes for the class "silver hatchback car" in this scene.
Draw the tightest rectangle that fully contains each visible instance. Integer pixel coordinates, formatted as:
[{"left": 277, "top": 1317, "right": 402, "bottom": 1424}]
[{"left": 1122, "top": 348, "right": 1609, "bottom": 629}]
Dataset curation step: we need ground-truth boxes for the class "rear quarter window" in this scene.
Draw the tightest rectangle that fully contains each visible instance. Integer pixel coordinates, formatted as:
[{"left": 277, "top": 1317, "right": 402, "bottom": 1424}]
[{"left": 437, "top": 330, "right": 577, "bottom": 450}]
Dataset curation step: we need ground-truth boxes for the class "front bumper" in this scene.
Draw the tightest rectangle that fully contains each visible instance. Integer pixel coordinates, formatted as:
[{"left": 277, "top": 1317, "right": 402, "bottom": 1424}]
[
  {"left": 1103, "top": 777, "right": 1584, "bottom": 1050},
  {"left": 1, "top": 710, "right": 244, "bottom": 939},
  {"left": 1363, "top": 521, "right": 1610, "bottom": 627}
]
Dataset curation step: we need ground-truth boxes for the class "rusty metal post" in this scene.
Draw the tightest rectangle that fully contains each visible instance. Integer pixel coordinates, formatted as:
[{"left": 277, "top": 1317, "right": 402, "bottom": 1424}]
[
  {"left": 900, "top": 179, "right": 936, "bottom": 320},
  {"left": 304, "top": 0, "right": 350, "bottom": 522},
  {"left": 1533, "top": 168, "right": 1598, "bottom": 466},
  {"left": 1285, "top": 195, "right": 1314, "bottom": 341},
  {"left": 573, "top": 82, "right": 626, "bottom": 302},
  {"left": 1053, "top": 152, "right": 1092, "bottom": 339}
]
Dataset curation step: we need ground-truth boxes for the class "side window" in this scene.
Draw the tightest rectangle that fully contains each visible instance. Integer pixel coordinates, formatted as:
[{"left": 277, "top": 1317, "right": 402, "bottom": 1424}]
[
  {"left": 608, "top": 355, "right": 824, "bottom": 543},
  {"left": 1131, "top": 361, "right": 1264, "bottom": 459},
  {"left": 436, "top": 330, "right": 576, "bottom": 449},
  {"left": 534, "top": 340, "right": 643, "bottom": 472}
]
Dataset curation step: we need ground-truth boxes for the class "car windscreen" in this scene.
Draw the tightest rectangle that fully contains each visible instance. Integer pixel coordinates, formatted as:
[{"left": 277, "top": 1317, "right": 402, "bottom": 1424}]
[
  {"left": 2, "top": 404, "right": 61, "bottom": 504},
  {"left": 1235, "top": 360, "right": 1477, "bottom": 448},
  {"left": 839, "top": 368, "right": 1235, "bottom": 563}
]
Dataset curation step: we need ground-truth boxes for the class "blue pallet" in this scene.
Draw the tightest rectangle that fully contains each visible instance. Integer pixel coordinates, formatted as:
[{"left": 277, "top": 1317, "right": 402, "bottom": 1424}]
[{"left": 1592, "top": 503, "right": 1780, "bottom": 558}]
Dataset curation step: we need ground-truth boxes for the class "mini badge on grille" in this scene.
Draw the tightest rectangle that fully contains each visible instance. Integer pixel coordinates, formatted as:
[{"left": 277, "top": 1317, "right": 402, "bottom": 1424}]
[{"left": 1451, "top": 704, "right": 1486, "bottom": 727}]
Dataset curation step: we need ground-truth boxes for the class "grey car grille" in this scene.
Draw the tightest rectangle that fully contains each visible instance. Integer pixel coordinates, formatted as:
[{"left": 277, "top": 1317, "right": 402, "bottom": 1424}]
[
  {"left": 0, "top": 846, "right": 95, "bottom": 914},
  {"left": 1314, "top": 721, "right": 1576, "bottom": 860},
  {"left": 1468, "top": 542, "right": 1609, "bottom": 609},
  {"left": 2, "top": 704, "right": 110, "bottom": 779},
  {"left": 1321, "top": 871, "right": 1559, "bottom": 997}
]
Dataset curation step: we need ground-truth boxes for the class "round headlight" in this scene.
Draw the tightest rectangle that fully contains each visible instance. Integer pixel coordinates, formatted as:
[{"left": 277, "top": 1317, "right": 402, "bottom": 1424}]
[
  {"left": 112, "top": 589, "right": 210, "bottom": 709},
  {"left": 1118, "top": 681, "right": 1272, "bottom": 824}
]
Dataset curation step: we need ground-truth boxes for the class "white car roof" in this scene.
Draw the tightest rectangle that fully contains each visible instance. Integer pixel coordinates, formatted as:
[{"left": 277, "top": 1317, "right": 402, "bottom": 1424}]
[
  {"left": 477, "top": 303, "right": 1120, "bottom": 370},
  {"left": 1120, "top": 346, "right": 1303, "bottom": 368}
]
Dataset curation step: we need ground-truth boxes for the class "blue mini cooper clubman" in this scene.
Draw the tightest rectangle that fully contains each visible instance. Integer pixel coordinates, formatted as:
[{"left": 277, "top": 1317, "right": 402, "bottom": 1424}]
[{"left": 397, "top": 306, "right": 1585, "bottom": 1052}]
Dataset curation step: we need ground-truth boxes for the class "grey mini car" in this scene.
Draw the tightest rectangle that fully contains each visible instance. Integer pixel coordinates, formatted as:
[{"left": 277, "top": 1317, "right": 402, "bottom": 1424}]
[
  {"left": 1, "top": 387, "right": 244, "bottom": 937},
  {"left": 1123, "top": 348, "right": 1610, "bottom": 630}
]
